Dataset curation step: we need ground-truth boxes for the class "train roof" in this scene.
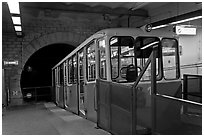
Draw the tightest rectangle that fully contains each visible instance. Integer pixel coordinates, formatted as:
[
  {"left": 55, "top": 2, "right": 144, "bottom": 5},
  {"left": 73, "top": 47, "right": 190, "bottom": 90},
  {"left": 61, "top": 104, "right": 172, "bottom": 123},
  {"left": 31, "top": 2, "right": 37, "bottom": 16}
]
[
  {"left": 52, "top": 27, "right": 176, "bottom": 69},
  {"left": 96, "top": 27, "right": 175, "bottom": 37}
]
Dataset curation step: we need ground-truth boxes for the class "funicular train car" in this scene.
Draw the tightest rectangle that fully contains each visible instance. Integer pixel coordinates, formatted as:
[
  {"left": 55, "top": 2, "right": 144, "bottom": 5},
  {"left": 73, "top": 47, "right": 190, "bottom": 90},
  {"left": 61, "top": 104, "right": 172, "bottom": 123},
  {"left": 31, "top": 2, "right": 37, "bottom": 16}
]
[{"left": 52, "top": 27, "right": 202, "bottom": 135}]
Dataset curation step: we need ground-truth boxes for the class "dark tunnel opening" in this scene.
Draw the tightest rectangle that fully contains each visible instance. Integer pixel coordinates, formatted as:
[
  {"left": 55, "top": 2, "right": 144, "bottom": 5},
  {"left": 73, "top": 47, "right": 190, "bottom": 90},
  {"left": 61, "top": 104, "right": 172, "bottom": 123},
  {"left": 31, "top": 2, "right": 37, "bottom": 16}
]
[{"left": 20, "top": 43, "right": 75, "bottom": 103}]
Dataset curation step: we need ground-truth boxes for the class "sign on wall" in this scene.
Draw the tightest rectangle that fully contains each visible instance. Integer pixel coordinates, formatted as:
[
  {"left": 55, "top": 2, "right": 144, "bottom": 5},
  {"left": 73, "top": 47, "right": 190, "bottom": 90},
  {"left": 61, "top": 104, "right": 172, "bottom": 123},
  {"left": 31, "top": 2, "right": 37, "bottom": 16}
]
[
  {"left": 176, "top": 25, "right": 197, "bottom": 35},
  {"left": 3, "top": 60, "right": 18, "bottom": 66}
]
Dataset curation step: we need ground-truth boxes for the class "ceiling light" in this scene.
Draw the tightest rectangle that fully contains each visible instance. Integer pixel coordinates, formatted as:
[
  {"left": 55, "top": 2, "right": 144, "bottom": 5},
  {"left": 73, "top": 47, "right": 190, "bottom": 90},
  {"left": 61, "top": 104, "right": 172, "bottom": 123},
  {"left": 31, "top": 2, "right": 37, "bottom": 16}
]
[
  {"left": 14, "top": 26, "right": 22, "bottom": 31},
  {"left": 7, "top": 2, "right": 20, "bottom": 14},
  {"left": 152, "top": 24, "right": 168, "bottom": 30},
  {"left": 11, "top": 16, "right": 21, "bottom": 25},
  {"left": 170, "top": 16, "right": 202, "bottom": 25}
]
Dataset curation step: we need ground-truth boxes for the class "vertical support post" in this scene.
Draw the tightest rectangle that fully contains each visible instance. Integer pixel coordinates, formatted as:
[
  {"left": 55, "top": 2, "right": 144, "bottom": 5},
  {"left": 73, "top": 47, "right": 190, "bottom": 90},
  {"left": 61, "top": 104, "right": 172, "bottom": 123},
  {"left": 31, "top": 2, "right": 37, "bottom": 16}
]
[
  {"left": 199, "top": 75, "right": 202, "bottom": 103},
  {"left": 183, "top": 74, "right": 187, "bottom": 100},
  {"left": 151, "top": 46, "right": 157, "bottom": 134},
  {"left": 132, "top": 86, "right": 136, "bottom": 134}
]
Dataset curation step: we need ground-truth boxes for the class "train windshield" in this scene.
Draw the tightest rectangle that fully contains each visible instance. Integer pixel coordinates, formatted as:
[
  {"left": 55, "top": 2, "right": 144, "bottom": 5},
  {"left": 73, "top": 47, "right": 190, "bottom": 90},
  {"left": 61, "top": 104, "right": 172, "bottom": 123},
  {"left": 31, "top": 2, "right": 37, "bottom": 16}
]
[
  {"left": 110, "top": 36, "right": 161, "bottom": 82},
  {"left": 110, "top": 36, "right": 135, "bottom": 81}
]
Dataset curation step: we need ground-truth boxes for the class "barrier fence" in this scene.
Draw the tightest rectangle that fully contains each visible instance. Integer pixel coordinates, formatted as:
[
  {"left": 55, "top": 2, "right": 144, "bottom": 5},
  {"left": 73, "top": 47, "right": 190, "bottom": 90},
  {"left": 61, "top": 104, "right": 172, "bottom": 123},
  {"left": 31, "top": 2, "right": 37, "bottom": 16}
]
[{"left": 22, "top": 86, "right": 52, "bottom": 102}]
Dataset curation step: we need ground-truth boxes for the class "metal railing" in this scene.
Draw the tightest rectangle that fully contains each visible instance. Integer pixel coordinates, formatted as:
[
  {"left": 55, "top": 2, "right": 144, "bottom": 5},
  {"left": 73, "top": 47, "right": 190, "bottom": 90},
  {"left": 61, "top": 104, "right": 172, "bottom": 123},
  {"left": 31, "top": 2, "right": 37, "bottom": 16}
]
[
  {"left": 22, "top": 86, "right": 52, "bottom": 102},
  {"left": 183, "top": 74, "right": 202, "bottom": 103}
]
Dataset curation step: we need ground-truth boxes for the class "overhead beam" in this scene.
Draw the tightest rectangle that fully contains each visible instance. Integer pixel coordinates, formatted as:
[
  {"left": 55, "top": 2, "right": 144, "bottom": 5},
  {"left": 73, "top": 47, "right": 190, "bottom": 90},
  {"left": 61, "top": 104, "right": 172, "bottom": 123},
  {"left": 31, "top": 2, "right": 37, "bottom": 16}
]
[{"left": 20, "top": 2, "right": 148, "bottom": 17}]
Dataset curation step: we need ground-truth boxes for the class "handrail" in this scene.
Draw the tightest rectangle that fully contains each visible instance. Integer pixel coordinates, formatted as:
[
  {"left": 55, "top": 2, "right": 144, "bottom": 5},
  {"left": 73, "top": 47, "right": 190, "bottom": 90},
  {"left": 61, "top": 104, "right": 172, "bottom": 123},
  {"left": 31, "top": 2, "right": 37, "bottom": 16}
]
[
  {"left": 22, "top": 86, "right": 52, "bottom": 90},
  {"left": 183, "top": 74, "right": 202, "bottom": 78},
  {"left": 156, "top": 93, "right": 202, "bottom": 106},
  {"left": 133, "top": 53, "right": 152, "bottom": 88},
  {"left": 183, "top": 74, "right": 202, "bottom": 103}
]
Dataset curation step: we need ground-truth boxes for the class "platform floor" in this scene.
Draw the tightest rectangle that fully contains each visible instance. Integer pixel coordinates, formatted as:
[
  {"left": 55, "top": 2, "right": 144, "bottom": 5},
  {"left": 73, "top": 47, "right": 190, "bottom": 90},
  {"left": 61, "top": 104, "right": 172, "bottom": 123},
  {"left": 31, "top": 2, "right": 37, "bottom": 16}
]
[{"left": 2, "top": 102, "right": 110, "bottom": 135}]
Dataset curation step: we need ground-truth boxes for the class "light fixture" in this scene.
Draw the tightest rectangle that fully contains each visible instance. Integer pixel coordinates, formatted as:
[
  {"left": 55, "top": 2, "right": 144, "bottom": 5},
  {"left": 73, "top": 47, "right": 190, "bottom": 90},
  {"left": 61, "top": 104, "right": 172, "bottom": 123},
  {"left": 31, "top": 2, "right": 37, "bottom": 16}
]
[
  {"left": 7, "top": 2, "right": 20, "bottom": 14},
  {"left": 152, "top": 24, "right": 169, "bottom": 30},
  {"left": 11, "top": 16, "right": 21, "bottom": 25},
  {"left": 7, "top": 2, "right": 23, "bottom": 37},
  {"left": 152, "top": 15, "right": 202, "bottom": 30},
  {"left": 170, "top": 16, "right": 202, "bottom": 25},
  {"left": 14, "top": 26, "right": 22, "bottom": 31}
]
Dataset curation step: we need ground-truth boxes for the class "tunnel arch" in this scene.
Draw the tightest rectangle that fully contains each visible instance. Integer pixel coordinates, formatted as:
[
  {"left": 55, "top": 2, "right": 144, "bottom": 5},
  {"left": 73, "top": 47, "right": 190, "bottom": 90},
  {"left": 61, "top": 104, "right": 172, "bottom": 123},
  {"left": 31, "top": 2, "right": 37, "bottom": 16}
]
[
  {"left": 13, "top": 31, "right": 86, "bottom": 103},
  {"left": 19, "top": 31, "right": 85, "bottom": 83},
  {"left": 20, "top": 43, "right": 75, "bottom": 102},
  {"left": 21, "top": 32, "right": 85, "bottom": 69}
]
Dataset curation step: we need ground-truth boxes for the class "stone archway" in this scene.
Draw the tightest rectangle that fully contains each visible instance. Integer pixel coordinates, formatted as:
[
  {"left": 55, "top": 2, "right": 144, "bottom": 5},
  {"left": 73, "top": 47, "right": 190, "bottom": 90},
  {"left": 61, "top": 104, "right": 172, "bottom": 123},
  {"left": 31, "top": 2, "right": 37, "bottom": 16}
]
[
  {"left": 10, "top": 31, "right": 86, "bottom": 106},
  {"left": 21, "top": 32, "right": 86, "bottom": 69}
]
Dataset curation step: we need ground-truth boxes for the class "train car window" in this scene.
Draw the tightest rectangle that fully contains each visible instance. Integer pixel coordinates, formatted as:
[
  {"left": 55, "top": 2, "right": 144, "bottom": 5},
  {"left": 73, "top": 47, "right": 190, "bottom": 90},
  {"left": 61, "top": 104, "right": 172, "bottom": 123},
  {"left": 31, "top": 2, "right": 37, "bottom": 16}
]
[
  {"left": 64, "top": 61, "right": 68, "bottom": 85},
  {"left": 162, "top": 38, "right": 179, "bottom": 80},
  {"left": 110, "top": 36, "right": 135, "bottom": 81},
  {"left": 56, "top": 67, "right": 58, "bottom": 85},
  {"left": 98, "top": 39, "right": 107, "bottom": 80},
  {"left": 59, "top": 64, "right": 64, "bottom": 85},
  {"left": 86, "top": 42, "right": 96, "bottom": 81},
  {"left": 73, "top": 55, "right": 77, "bottom": 83},
  {"left": 55, "top": 68, "right": 58, "bottom": 85},
  {"left": 68, "top": 58, "right": 73, "bottom": 84},
  {"left": 110, "top": 46, "right": 119, "bottom": 79},
  {"left": 135, "top": 37, "right": 161, "bottom": 81},
  {"left": 78, "top": 50, "right": 84, "bottom": 80}
]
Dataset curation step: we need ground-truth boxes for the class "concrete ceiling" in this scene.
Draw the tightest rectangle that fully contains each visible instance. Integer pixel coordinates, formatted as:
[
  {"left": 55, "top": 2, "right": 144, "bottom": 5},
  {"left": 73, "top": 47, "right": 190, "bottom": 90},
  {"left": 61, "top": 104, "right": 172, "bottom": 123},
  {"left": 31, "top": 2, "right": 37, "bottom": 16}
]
[{"left": 2, "top": 2, "right": 202, "bottom": 34}]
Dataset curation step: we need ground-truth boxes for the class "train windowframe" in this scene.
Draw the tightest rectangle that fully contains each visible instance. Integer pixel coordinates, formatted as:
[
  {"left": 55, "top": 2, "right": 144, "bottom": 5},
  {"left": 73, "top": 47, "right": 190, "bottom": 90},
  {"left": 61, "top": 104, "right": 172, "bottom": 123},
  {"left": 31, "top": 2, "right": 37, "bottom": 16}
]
[
  {"left": 68, "top": 57, "right": 73, "bottom": 84},
  {"left": 109, "top": 36, "right": 135, "bottom": 81},
  {"left": 135, "top": 36, "right": 162, "bottom": 81},
  {"left": 59, "top": 64, "right": 63, "bottom": 85},
  {"left": 161, "top": 37, "right": 180, "bottom": 80},
  {"left": 73, "top": 54, "right": 78, "bottom": 84},
  {"left": 55, "top": 68, "right": 58, "bottom": 86},
  {"left": 98, "top": 38, "right": 107, "bottom": 80},
  {"left": 109, "top": 36, "right": 164, "bottom": 82},
  {"left": 86, "top": 40, "right": 96, "bottom": 82},
  {"left": 63, "top": 61, "right": 66, "bottom": 86}
]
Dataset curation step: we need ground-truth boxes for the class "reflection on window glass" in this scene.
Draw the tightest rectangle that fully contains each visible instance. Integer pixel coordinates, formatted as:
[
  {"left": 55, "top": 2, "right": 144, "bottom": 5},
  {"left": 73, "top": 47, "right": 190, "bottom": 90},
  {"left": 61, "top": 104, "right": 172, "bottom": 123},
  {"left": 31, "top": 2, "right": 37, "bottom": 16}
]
[
  {"left": 110, "top": 46, "right": 119, "bottom": 78},
  {"left": 135, "top": 37, "right": 160, "bottom": 81},
  {"left": 68, "top": 58, "right": 73, "bottom": 84},
  {"left": 64, "top": 62, "right": 67, "bottom": 85},
  {"left": 73, "top": 55, "right": 77, "bottom": 83},
  {"left": 79, "top": 51, "right": 84, "bottom": 80},
  {"left": 99, "top": 39, "right": 107, "bottom": 79},
  {"left": 87, "top": 42, "right": 96, "bottom": 81},
  {"left": 110, "top": 36, "right": 135, "bottom": 81},
  {"left": 60, "top": 64, "right": 63, "bottom": 85},
  {"left": 162, "top": 38, "right": 178, "bottom": 79},
  {"left": 55, "top": 69, "right": 58, "bottom": 84},
  {"left": 121, "top": 46, "right": 135, "bottom": 66}
]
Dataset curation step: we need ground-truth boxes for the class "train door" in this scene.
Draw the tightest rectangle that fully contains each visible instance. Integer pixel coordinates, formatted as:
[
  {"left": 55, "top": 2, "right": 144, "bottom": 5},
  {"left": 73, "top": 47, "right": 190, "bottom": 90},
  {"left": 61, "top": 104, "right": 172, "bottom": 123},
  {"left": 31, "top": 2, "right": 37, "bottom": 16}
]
[
  {"left": 66, "top": 58, "right": 72, "bottom": 109},
  {"left": 84, "top": 41, "right": 97, "bottom": 122},
  {"left": 58, "top": 64, "right": 64, "bottom": 108},
  {"left": 78, "top": 49, "right": 86, "bottom": 117},
  {"left": 67, "top": 55, "right": 79, "bottom": 114},
  {"left": 63, "top": 61, "right": 68, "bottom": 108}
]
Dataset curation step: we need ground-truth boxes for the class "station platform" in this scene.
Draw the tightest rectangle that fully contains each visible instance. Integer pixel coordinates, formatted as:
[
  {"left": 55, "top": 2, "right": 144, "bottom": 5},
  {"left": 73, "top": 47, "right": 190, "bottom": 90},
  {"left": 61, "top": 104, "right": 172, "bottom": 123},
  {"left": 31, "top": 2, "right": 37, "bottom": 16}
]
[{"left": 2, "top": 102, "right": 110, "bottom": 135}]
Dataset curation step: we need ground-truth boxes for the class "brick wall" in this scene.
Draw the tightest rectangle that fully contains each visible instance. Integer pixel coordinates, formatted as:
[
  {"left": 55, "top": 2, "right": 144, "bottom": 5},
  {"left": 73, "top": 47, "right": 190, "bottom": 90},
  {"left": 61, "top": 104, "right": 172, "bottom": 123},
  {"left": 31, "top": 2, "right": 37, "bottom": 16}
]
[{"left": 2, "top": 11, "right": 119, "bottom": 106}]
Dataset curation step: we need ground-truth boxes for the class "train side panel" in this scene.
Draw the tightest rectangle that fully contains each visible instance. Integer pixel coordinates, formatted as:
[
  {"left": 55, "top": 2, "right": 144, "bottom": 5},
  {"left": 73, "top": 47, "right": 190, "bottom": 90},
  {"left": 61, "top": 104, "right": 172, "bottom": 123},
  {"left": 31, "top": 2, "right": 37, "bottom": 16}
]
[
  {"left": 66, "top": 84, "right": 78, "bottom": 114},
  {"left": 84, "top": 82, "right": 97, "bottom": 122}
]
